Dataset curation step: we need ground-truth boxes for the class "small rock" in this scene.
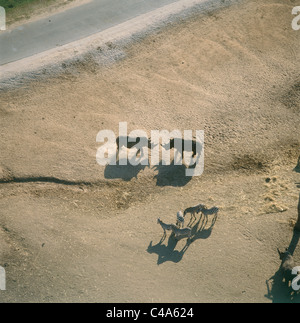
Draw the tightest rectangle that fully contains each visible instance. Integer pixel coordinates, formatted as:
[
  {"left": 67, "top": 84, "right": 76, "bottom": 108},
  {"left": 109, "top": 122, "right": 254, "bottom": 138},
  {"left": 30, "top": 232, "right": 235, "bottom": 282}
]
[{"left": 264, "top": 203, "right": 288, "bottom": 214}]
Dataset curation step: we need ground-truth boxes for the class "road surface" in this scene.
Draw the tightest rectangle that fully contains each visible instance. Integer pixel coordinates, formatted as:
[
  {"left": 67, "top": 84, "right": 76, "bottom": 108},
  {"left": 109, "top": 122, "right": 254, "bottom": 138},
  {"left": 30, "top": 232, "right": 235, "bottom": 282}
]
[{"left": 0, "top": 0, "right": 181, "bottom": 66}]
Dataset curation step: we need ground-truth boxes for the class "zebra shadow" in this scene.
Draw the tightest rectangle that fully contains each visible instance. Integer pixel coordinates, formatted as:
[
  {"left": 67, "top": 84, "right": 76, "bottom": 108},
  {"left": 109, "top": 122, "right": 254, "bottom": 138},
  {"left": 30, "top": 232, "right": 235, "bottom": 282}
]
[
  {"left": 152, "top": 161, "right": 192, "bottom": 187},
  {"left": 265, "top": 268, "right": 300, "bottom": 303},
  {"left": 265, "top": 230, "right": 300, "bottom": 303},
  {"left": 147, "top": 212, "right": 218, "bottom": 265},
  {"left": 147, "top": 233, "right": 190, "bottom": 265},
  {"left": 104, "top": 160, "right": 147, "bottom": 181},
  {"left": 189, "top": 212, "right": 218, "bottom": 243},
  {"left": 104, "top": 159, "right": 194, "bottom": 186},
  {"left": 153, "top": 150, "right": 202, "bottom": 187},
  {"left": 104, "top": 157, "right": 192, "bottom": 186}
]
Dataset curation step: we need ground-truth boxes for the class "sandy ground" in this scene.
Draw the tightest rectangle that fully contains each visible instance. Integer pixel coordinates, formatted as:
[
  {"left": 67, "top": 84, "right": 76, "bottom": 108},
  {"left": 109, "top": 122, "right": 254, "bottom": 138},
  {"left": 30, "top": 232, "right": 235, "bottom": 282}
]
[{"left": 0, "top": 0, "right": 300, "bottom": 303}]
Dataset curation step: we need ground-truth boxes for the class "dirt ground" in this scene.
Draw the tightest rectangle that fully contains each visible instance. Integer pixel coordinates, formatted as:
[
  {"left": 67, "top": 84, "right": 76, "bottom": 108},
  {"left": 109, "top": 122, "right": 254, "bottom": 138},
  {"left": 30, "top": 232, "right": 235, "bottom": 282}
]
[{"left": 0, "top": 0, "right": 300, "bottom": 303}]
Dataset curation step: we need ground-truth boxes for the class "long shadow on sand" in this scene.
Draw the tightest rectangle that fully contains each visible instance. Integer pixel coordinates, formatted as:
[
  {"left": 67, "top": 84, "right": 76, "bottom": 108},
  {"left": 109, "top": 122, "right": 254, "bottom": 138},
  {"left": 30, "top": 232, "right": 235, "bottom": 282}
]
[
  {"left": 104, "top": 162, "right": 147, "bottom": 181},
  {"left": 265, "top": 230, "right": 300, "bottom": 303},
  {"left": 147, "top": 213, "right": 218, "bottom": 265},
  {"left": 147, "top": 234, "right": 189, "bottom": 265},
  {"left": 104, "top": 142, "right": 202, "bottom": 186},
  {"left": 265, "top": 191, "right": 300, "bottom": 303},
  {"left": 153, "top": 149, "right": 202, "bottom": 187},
  {"left": 104, "top": 159, "right": 193, "bottom": 187},
  {"left": 153, "top": 161, "right": 192, "bottom": 187}
]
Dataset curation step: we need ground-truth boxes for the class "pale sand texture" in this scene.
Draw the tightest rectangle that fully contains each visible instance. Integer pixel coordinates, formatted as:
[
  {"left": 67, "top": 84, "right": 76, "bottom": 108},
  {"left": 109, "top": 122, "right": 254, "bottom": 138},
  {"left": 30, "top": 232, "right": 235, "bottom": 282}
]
[{"left": 0, "top": 0, "right": 299, "bottom": 302}]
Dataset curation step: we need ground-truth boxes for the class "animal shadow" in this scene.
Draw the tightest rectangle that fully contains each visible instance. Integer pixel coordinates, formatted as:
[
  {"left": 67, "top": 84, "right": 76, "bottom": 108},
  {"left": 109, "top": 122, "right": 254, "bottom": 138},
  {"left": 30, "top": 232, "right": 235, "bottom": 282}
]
[
  {"left": 265, "top": 231, "right": 300, "bottom": 303},
  {"left": 104, "top": 161, "right": 147, "bottom": 181},
  {"left": 147, "top": 233, "right": 190, "bottom": 265},
  {"left": 147, "top": 212, "right": 218, "bottom": 265},
  {"left": 104, "top": 138, "right": 198, "bottom": 186},
  {"left": 189, "top": 212, "right": 218, "bottom": 242},
  {"left": 104, "top": 136, "right": 154, "bottom": 181},
  {"left": 265, "top": 268, "right": 300, "bottom": 303},
  {"left": 153, "top": 161, "right": 192, "bottom": 187}
]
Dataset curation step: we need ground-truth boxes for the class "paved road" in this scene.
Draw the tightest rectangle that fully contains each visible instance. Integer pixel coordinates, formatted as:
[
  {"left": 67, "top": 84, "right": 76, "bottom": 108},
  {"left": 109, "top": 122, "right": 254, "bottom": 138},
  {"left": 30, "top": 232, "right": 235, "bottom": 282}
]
[{"left": 0, "top": 0, "right": 180, "bottom": 66}]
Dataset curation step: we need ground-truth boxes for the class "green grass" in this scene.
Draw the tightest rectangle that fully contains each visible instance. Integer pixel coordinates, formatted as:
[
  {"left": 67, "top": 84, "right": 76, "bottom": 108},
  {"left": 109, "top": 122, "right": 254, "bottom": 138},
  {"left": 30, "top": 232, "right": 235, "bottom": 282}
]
[
  {"left": 0, "top": 0, "right": 45, "bottom": 11},
  {"left": 0, "top": 0, "right": 73, "bottom": 25}
]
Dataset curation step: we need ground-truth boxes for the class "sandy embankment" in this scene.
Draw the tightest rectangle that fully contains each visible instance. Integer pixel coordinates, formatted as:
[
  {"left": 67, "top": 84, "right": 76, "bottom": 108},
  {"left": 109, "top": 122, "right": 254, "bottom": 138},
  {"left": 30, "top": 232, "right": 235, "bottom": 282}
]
[{"left": 0, "top": 0, "right": 299, "bottom": 302}]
